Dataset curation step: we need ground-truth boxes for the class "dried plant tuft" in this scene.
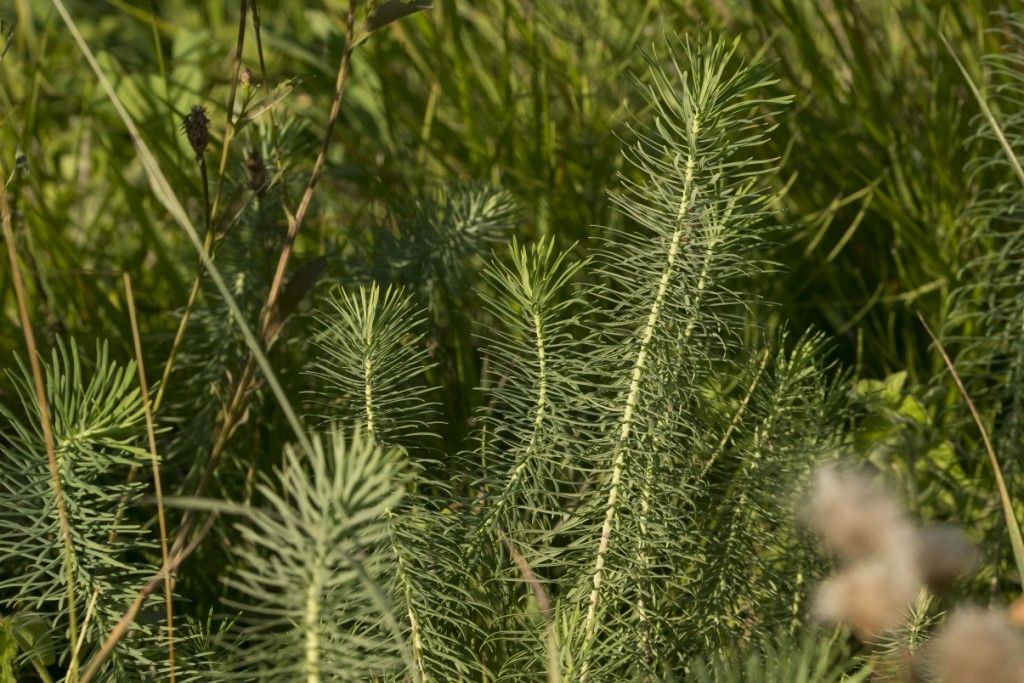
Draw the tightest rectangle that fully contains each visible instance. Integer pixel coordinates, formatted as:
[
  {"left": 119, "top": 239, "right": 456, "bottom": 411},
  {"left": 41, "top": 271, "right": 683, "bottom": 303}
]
[
  {"left": 181, "top": 105, "right": 210, "bottom": 161},
  {"left": 807, "top": 465, "right": 913, "bottom": 561},
  {"left": 915, "top": 524, "right": 977, "bottom": 592},
  {"left": 926, "top": 607, "right": 1024, "bottom": 683},
  {"left": 807, "top": 465, "right": 976, "bottom": 645},
  {"left": 813, "top": 554, "right": 922, "bottom": 642}
]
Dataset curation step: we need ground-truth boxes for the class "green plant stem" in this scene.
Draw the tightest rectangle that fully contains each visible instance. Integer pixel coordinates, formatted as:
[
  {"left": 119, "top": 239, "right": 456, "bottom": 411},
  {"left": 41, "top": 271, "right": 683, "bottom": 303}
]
[
  {"left": 257, "top": 0, "right": 357, "bottom": 340},
  {"left": 918, "top": 313, "right": 1024, "bottom": 585},
  {"left": 76, "top": 1, "right": 361, "bottom": 668},
  {"left": 153, "top": 157, "right": 212, "bottom": 414},
  {"left": 1, "top": 174, "right": 80, "bottom": 681},
  {"left": 210, "top": 0, "right": 248, "bottom": 222},
  {"left": 251, "top": 0, "right": 293, "bottom": 209},
  {"left": 579, "top": 149, "right": 696, "bottom": 683}
]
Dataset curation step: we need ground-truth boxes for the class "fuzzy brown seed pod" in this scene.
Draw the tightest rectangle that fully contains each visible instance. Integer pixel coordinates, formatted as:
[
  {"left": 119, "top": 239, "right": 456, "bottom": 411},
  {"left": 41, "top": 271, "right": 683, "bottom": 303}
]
[
  {"left": 926, "top": 607, "right": 1024, "bottom": 683},
  {"left": 245, "top": 148, "right": 267, "bottom": 197},
  {"left": 806, "top": 465, "right": 913, "bottom": 561},
  {"left": 915, "top": 524, "right": 977, "bottom": 592},
  {"left": 181, "top": 105, "right": 210, "bottom": 161},
  {"left": 812, "top": 551, "right": 922, "bottom": 642}
]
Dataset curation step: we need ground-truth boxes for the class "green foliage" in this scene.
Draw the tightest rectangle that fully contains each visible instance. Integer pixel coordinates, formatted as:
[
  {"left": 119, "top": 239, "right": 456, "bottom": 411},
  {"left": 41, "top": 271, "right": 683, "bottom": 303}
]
[
  {"left": 215, "top": 428, "right": 409, "bottom": 680},
  {"left": 0, "top": 340, "right": 159, "bottom": 679},
  {"left": 1, "top": 1, "right": 1023, "bottom": 681},
  {"left": 306, "top": 283, "right": 436, "bottom": 445},
  {"left": 689, "top": 628, "right": 870, "bottom": 683}
]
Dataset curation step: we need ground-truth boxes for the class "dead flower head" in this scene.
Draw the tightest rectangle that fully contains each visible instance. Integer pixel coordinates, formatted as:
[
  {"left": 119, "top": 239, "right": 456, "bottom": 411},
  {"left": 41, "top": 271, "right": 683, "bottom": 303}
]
[
  {"left": 813, "top": 552, "right": 922, "bottom": 642},
  {"left": 807, "top": 464, "right": 914, "bottom": 562},
  {"left": 181, "top": 105, "right": 210, "bottom": 161},
  {"left": 927, "top": 607, "right": 1024, "bottom": 683}
]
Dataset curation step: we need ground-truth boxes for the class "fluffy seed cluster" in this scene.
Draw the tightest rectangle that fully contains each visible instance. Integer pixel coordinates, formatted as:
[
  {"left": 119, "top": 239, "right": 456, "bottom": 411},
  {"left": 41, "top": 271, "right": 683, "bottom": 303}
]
[
  {"left": 927, "top": 607, "right": 1024, "bottom": 683},
  {"left": 181, "top": 105, "right": 210, "bottom": 160},
  {"left": 807, "top": 465, "right": 975, "bottom": 642}
]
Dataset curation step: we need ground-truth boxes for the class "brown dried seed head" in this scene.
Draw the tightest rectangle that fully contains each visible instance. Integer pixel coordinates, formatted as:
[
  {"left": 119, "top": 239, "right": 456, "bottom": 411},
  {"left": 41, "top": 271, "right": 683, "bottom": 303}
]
[
  {"left": 915, "top": 524, "right": 977, "bottom": 592},
  {"left": 812, "top": 552, "right": 922, "bottom": 642},
  {"left": 927, "top": 607, "right": 1024, "bottom": 683},
  {"left": 807, "top": 465, "right": 913, "bottom": 561},
  {"left": 181, "top": 105, "right": 210, "bottom": 160}
]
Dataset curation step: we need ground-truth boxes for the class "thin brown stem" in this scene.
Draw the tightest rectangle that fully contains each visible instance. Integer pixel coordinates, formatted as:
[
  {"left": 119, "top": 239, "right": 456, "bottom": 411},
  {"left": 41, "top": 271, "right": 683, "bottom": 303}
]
[
  {"left": 86, "top": 1, "right": 361, "bottom": 667},
  {"left": 79, "top": 513, "right": 216, "bottom": 683},
  {"left": 251, "top": 0, "right": 293, "bottom": 209},
  {"left": 257, "top": 0, "right": 357, "bottom": 340},
  {"left": 1, "top": 174, "right": 80, "bottom": 681},
  {"left": 210, "top": 0, "right": 249, "bottom": 221},
  {"left": 123, "top": 273, "right": 176, "bottom": 682},
  {"left": 152, "top": 226, "right": 213, "bottom": 413}
]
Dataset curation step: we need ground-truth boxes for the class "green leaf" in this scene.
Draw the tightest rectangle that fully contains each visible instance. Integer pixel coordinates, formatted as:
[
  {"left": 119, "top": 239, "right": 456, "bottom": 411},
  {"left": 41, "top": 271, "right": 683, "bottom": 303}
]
[
  {"left": 0, "top": 613, "right": 55, "bottom": 681},
  {"left": 896, "top": 395, "right": 928, "bottom": 425},
  {"left": 354, "top": 0, "right": 432, "bottom": 47},
  {"left": 234, "top": 79, "right": 295, "bottom": 134}
]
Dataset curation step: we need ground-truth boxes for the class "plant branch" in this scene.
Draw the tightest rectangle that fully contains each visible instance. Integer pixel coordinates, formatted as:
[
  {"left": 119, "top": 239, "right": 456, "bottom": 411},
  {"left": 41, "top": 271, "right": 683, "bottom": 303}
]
[
  {"left": 1, "top": 169, "right": 80, "bottom": 681},
  {"left": 917, "top": 312, "right": 1024, "bottom": 585},
  {"left": 257, "top": 0, "right": 357, "bottom": 342},
  {"left": 123, "top": 273, "right": 176, "bottom": 682}
]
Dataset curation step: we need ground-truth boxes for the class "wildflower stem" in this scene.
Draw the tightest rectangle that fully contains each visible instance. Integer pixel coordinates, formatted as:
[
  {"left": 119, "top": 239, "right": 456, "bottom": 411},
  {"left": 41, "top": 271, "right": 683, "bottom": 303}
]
[
  {"left": 918, "top": 313, "right": 1024, "bottom": 585},
  {"left": 123, "top": 273, "right": 176, "bottom": 682},
  {"left": 210, "top": 0, "right": 248, "bottom": 222},
  {"left": 257, "top": 0, "right": 358, "bottom": 341},
  {"left": 579, "top": 146, "right": 697, "bottom": 682},
  {"left": 1, "top": 172, "right": 80, "bottom": 681}
]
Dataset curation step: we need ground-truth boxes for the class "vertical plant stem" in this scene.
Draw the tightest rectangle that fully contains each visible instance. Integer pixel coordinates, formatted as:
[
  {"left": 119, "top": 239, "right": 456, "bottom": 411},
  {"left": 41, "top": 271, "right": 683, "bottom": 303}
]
[
  {"left": 257, "top": 0, "right": 357, "bottom": 339},
  {"left": 1, "top": 176, "right": 80, "bottom": 680},
  {"left": 153, "top": 165, "right": 213, "bottom": 414},
  {"left": 71, "top": 589, "right": 99, "bottom": 666},
  {"left": 467, "top": 299, "right": 550, "bottom": 556},
  {"left": 154, "top": 0, "right": 241, "bottom": 413},
  {"left": 304, "top": 547, "right": 325, "bottom": 683},
  {"left": 918, "top": 313, "right": 1024, "bottom": 584},
  {"left": 579, "top": 150, "right": 696, "bottom": 682},
  {"left": 146, "top": 0, "right": 176, "bottom": 148},
  {"left": 51, "top": 0, "right": 321, "bottom": 670},
  {"left": 123, "top": 273, "right": 176, "bottom": 681},
  {"left": 210, "top": 0, "right": 248, "bottom": 221},
  {"left": 387, "top": 511, "right": 428, "bottom": 683},
  {"left": 251, "top": 0, "right": 293, "bottom": 209},
  {"left": 700, "top": 346, "right": 772, "bottom": 478},
  {"left": 79, "top": 516, "right": 217, "bottom": 683}
]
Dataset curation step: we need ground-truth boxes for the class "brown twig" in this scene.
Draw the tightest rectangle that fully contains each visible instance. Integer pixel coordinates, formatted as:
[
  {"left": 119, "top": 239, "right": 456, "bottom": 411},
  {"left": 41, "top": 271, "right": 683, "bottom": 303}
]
[
  {"left": 257, "top": 0, "right": 357, "bottom": 340},
  {"left": 78, "top": 514, "right": 217, "bottom": 683},
  {"left": 123, "top": 273, "right": 176, "bottom": 682},
  {"left": 85, "top": 1, "right": 362, "bottom": 669},
  {"left": 210, "top": 0, "right": 249, "bottom": 222},
  {"left": 1, "top": 170, "right": 81, "bottom": 681},
  {"left": 153, "top": 1, "right": 247, "bottom": 413}
]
